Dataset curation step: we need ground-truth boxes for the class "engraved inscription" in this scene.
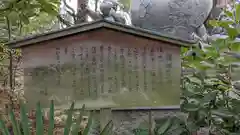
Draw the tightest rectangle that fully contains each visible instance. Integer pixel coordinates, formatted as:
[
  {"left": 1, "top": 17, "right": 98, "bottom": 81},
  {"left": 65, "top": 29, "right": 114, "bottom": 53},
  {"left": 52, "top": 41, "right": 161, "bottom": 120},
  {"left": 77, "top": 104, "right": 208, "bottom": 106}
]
[
  {"left": 165, "top": 53, "right": 173, "bottom": 85},
  {"left": 24, "top": 44, "right": 180, "bottom": 108}
]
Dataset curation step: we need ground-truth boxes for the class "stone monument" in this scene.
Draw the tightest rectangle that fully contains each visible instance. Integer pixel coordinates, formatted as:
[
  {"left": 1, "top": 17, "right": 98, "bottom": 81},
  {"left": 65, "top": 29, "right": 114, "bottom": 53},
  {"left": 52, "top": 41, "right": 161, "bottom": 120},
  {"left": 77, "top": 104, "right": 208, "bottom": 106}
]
[
  {"left": 83, "top": 0, "right": 214, "bottom": 42},
  {"left": 130, "top": 0, "right": 213, "bottom": 41},
  {"left": 7, "top": 19, "right": 194, "bottom": 135}
]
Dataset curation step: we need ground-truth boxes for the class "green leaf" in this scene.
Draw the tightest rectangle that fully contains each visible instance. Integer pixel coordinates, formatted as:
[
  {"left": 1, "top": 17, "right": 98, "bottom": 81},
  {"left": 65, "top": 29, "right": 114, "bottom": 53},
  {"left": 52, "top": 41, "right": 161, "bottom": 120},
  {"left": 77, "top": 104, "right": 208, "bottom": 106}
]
[
  {"left": 8, "top": 11, "right": 19, "bottom": 19},
  {"left": 156, "top": 118, "right": 172, "bottom": 135},
  {"left": 185, "top": 120, "right": 199, "bottom": 133},
  {"left": 8, "top": 106, "right": 21, "bottom": 135},
  {"left": 48, "top": 100, "right": 54, "bottom": 135},
  {"left": 224, "top": 9, "right": 233, "bottom": 19},
  {"left": 20, "top": 14, "right": 30, "bottom": 24},
  {"left": 64, "top": 102, "right": 75, "bottom": 135},
  {"left": 181, "top": 47, "right": 190, "bottom": 56},
  {"left": 236, "top": 3, "right": 240, "bottom": 22},
  {"left": 211, "top": 108, "right": 234, "bottom": 118},
  {"left": 230, "top": 41, "right": 240, "bottom": 52},
  {"left": 201, "top": 91, "right": 217, "bottom": 104},
  {"left": 7, "top": 11, "right": 19, "bottom": 25},
  {"left": 71, "top": 104, "right": 85, "bottom": 135},
  {"left": 204, "top": 46, "right": 219, "bottom": 58},
  {"left": 215, "top": 56, "right": 230, "bottom": 66},
  {"left": 208, "top": 20, "right": 234, "bottom": 29},
  {"left": 218, "top": 20, "right": 234, "bottom": 28},
  {"left": 212, "top": 38, "right": 227, "bottom": 52},
  {"left": 188, "top": 76, "right": 202, "bottom": 84},
  {"left": 226, "top": 27, "right": 239, "bottom": 39},
  {"left": 181, "top": 99, "right": 200, "bottom": 112},
  {"left": 82, "top": 112, "right": 93, "bottom": 135},
  {"left": 221, "top": 54, "right": 239, "bottom": 64},
  {"left": 36, "top": 101, "right": 44, "bottom": 135},
  {"left": 0, "top": 120, "right": 10, "bottom": 135},
  {"left": 208, "top": 20, "right": 219, "bottom": 27},
  {"left": 100, "top": 120, "right": 113, "bottom": 135},
  {"left": 205, "top": 78, "right": 222, "bottom": 86},
  {"left": 42, "top": 2, "right": 59, "bottom": 15},
  {"left": 20, "top": 100, "right": 30, "bottom": 135},
  {"left": 25, "top": 12, "right": 38, "bottom": 18},
  {"left": 217, "top": 84, "right": 230, "bottom": 91},
  {"left": 189, "top": 61, "right": 215, "bottom": 71},
  {"left": 16, "top": 0, "right": 26, "bottom": 9}
]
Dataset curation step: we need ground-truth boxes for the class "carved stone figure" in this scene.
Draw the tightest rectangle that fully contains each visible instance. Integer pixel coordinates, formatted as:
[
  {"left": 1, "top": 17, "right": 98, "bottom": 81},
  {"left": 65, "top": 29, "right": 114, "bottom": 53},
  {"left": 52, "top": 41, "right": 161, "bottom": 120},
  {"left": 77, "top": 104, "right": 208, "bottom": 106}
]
[
  {"left": 83, "top": 0, "right": 232, "bottom": 44},
  {"left": 80, "top": 0, "right": 131, "bottom": 25},
  {"left": 100, "top": 0, "right": 131, "bottom": 25},
  {"left": 130, "top": 0, "right": 214, "bottom": 41},
  {"left": 79, "top": 0, "right": 216, "bottom": 42}
]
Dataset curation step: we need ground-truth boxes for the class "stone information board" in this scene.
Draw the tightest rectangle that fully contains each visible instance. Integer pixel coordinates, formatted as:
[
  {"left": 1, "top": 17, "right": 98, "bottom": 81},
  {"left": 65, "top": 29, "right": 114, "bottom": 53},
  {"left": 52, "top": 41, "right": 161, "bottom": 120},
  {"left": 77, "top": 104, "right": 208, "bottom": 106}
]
[{"left": 23, "top": 43, "right": 180, "bottom": 109}]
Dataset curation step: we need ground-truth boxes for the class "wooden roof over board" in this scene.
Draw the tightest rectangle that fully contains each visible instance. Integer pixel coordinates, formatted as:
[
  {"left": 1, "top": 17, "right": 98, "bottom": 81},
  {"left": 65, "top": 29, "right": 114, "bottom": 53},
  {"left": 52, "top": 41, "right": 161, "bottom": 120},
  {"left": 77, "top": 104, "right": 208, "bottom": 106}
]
[{"left": 7, "top": 19, "right": 197, "bottom": 48}]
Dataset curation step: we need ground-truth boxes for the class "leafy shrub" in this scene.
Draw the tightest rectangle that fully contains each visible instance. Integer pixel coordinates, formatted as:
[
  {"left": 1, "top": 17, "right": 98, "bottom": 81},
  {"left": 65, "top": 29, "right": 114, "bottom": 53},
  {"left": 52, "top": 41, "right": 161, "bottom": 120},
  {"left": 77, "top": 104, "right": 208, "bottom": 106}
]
[
  {"left": 156, "top": 3, "right": 240, "bottom": 135},
  {"left": 0, "top": 101, "right": 113, "bottom": 135}
]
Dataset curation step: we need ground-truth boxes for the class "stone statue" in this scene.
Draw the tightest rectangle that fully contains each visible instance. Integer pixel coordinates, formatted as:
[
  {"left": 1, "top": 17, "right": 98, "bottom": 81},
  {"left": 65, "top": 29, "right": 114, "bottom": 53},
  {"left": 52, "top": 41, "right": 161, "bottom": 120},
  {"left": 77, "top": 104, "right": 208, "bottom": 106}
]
[
  {"left": 100, "top": 0, "right": 132, "bottom": 25},
  {"left": 130, "top": 0, "right": 214, "bottom": 42},
  {"left": 84, "top": 0, "right": 221, "bottom": 44},
  {"left": 81, "top": 0, "right": 131, "bottom": 25},
  {"left": 82, "top": 0, "right": 215, "bottom": 42}
]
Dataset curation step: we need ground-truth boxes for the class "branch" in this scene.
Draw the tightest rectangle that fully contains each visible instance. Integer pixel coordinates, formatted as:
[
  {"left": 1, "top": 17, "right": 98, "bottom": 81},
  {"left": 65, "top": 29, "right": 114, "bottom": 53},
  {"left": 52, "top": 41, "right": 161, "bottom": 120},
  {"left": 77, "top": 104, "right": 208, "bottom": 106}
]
[
  {"left": 66, "top": 10, "right": 76, "bottom": 22},
  {"left": 62, "top": 0, "right": 75, "bottom": 16},
  {"left": 6, "top": 16, "right": 14, "bottom": 107},
  {"left": 57, "top": 14, "right": 72, "bottom": 27}
]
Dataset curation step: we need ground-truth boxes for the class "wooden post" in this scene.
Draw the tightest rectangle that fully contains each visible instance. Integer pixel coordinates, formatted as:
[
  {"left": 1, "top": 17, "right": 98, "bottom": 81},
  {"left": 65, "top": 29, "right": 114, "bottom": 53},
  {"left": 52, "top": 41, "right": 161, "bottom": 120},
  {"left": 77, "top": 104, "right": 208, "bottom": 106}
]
[{"left": 148, "top": 111, "right": 152, "bottom": 135}]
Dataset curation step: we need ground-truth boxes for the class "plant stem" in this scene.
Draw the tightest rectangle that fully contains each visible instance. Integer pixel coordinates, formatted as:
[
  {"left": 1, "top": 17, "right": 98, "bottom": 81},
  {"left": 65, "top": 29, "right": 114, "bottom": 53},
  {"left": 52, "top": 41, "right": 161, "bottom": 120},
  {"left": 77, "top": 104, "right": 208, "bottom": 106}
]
[{"left": 6, "top": 16, "right": 14, "bottom": 107}]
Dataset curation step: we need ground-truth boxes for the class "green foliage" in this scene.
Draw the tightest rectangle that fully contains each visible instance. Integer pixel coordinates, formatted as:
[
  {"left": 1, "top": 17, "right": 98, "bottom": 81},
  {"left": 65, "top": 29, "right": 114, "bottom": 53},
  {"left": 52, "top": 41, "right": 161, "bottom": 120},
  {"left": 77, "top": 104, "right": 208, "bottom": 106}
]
[
  {"left": 0, "top": 0, "right": 61, "bottom": 87},
  {"left": 156, "top": 3, "right": 240, "bottom": 135},
  {"left": 100, "top": 120, "right": 113, "bottom": 135},
  {"left": 0, "top": 101, "right": 114, "bottom": 135},
  {"left": 0, "top": 0, "right": 60, "bottom": 41}
]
